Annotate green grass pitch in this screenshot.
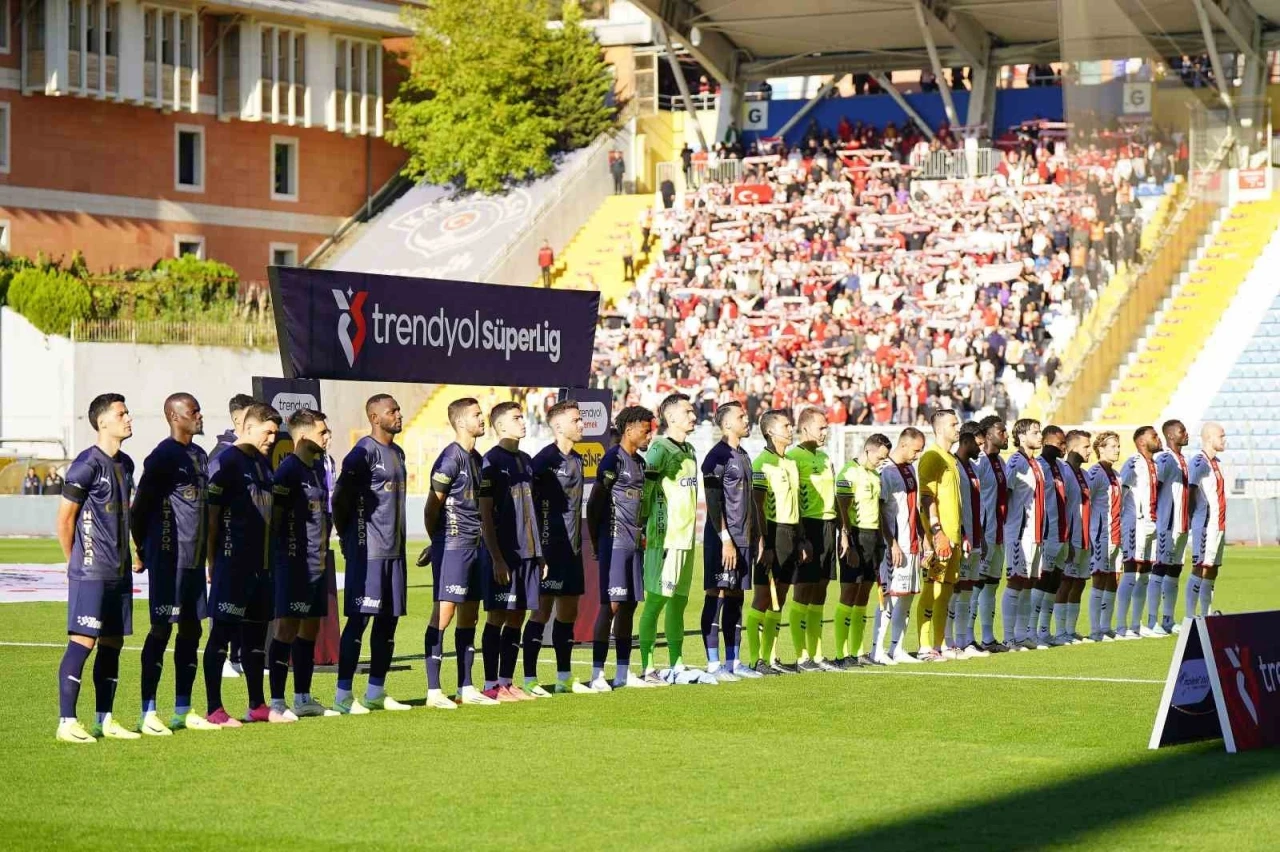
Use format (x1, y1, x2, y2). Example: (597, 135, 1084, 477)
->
(2, 539, 1278, 851)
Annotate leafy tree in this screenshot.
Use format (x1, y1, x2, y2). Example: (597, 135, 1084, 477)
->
(7, 267, 92, 336)
(387, 0, 616, 193)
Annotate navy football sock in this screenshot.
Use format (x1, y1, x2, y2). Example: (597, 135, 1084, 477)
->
(522, 620, 544, 679)
(701, 596, 721, 662)
(140, 624, 172, 711)
(456, 627, 477, 691)
(337, 615, 367, 691)
(240, 621, 268, 709)
(268, 639, 292, 702)
(424, 625, 444, 691)
(552, 620, 574, 676)
(499, 626, 521, 681)
(721, 597, 744, 667)
(203, 621, 233, 714)
(57, 641, 92, 719)
(592, 639, 609, 670)
(369, 616, 398, 683)
(292, 637, 316, 697)
(481, 623, 502, 684)
(174, 625, 201, 709)
(93, 643, 121, 716)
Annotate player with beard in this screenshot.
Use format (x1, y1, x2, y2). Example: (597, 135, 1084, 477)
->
(973, 416, 1010, 653)
(949, 422, 989, 658)
(1001, 419, 1046, 651)
(1117, 426, 1162, 639)
(1031, 426, 1070, 648)
(1051, 430, 1092, 644)
(1149, 419, 1191, 635)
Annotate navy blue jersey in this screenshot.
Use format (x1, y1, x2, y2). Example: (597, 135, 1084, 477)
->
(702, 440, 754, 548)
(480, 444, 541, 562)
(207, 430, 236, 474)
(133, 438, 208, 574)
(337, 436, 407, 561)
(63, 446, 135, 581)
(207, 446, 274, 574)
(532, 443, 584, 556)
(595, 444, 645, 548)
(272, 453, 330, 578)
(429, 441, 483, 548)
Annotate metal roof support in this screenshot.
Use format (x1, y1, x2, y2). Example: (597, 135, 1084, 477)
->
(1192, 0, 1237, 117)
(1202, 0, 1263, 62)
(912, 0, 960, 127)
(773, 76, 838, 141)
(872, 72, 937, 141)
(964, 48, 996, 139)
(657, 21, 711, 152)
(715, 81, 743, 146)
(630, 0, 740, 86)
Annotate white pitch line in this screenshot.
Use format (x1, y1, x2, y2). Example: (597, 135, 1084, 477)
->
(846, 668, 1163, 685)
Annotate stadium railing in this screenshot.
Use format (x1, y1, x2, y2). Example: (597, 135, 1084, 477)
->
(70, 319, 277, 349)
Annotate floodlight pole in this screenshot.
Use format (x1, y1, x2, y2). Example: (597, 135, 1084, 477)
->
(872, 73, 937, 142)
(912, 0, 960, 128)
(657, 21, 711, 153)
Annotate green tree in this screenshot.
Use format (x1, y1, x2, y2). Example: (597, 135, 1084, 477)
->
(387, 0, 616, 193)
(7, 267, 93, 336)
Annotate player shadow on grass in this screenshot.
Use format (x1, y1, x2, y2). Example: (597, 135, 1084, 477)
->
(781, 744, 1279, 851)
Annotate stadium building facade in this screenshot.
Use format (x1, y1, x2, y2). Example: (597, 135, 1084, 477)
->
(0, 0, 411, 278)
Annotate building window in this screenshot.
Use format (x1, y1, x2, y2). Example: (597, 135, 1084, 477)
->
(333, 36, 382, 135)
(174, 235, 205, 259)
(219, 22, 240, 116)
(143, 5, 197, 109)
(271, 136, 298, 201)
(0, 0, 10, 55)
(270, 243, 298, 267)
(0, 221, 10, 254)
(174, 125, 203, 191)
(0, 102, 9, 174)
(259, 25, 305, 124)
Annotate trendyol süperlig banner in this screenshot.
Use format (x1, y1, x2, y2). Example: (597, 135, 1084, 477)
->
(268, 268, 599, 386)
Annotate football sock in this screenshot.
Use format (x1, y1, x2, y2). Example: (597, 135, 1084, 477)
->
(1161, 574, 1178, 627)
(424, 625, 444, 691)
(930, 583, 951, 651)
(1116, 574, 1136, 630)
(945, 593, 958, 649)
(701, 596, 720, 664)
(1029, 589, 1046, 637)
(456, 627, 477, 690)
(979, 582, 998, 645)
(268, 638, 291, 702)
(552, 620, 574, 680)
(833, 603, 853, 658)
(140, 625, 171, 712)
(806, 603, 824, 659)
(1185, 576, 1202, 619)
(202, 621, 233, 714)
(369, 616, 397, 683)
(1089, 588, 1103, 633)
(745, 607, 764, 663)
(57, 641, 92, 720)
(174, 629, 200, 711)
(873, 601, 890, 657)
(591, 638, 609, 680)
(915, 583, 936, 651)
(338, 615, 367, 688)
(292, 637, 316, 697)
(1001, 588, 1018, 644)
(721, 597, 743, 667)
(1198, 577, 1215, 614)
(851, 604, 870, 657)
(787, 599, 808, 659)
(92, 643, 121, 718)
(1145, 571, 1164, 628)
(955, 589, 973, 647)
(639, 598, 665, 672)
(1065, 602, 1079, 636)
(1039, 594, 1054, 637)
(664, 594, 689, 669)
(522, 619, 544, 679)
(1051, 603, 1065, 638)
(240, 621, 268, 709)
(1018, 588, 1033, 640)
(889, 596, 909, 653)
(1101, 591, 1116, 633)
(482, 623, 502, 685)
(762, 609, 782, 664)
(968, 585, 981, 644)
(499, 626, 521, 683)
(1132, 573, 1150, 630)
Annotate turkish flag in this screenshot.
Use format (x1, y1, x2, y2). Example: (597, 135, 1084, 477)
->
(732, 184, 774, 204)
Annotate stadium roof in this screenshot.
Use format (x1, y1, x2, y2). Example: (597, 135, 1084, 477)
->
(630, 0, 1280, 83)
(206, 0, 414, 36)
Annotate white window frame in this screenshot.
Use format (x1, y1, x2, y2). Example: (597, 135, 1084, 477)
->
(142, 4, 198, 111)
(0, 0, 11, 55)
(173, 234, 205, 259)
(173, 123, 204, 192)
(333, 35, 382, 136)
(270, 135, 299, 202)
(269, 242, 298, 267)
(259, 24, 306, 125)
(0, 220, 10, 253)
(0, 102, 9, 175)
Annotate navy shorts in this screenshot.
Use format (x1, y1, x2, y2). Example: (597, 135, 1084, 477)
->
(482, 550, 541, 612)
(598, 539, 645, 604)
(703, 535, 751, 591)
(68, 575, 134, 638)
(347, 555, 408, 616)
(431, 542, 483, 604)
(147, 563, 207, 625)
(274, 557, 329, 619)
(209, 562, 272, 623)
(542, 548, 585, 597)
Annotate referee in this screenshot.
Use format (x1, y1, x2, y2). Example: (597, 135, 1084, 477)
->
(917, 409, 962, 662)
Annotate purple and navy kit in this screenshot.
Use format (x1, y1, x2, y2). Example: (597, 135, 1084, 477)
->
(595, 444, 645, 604)
(206, 446, 274, 622)
(132, 437, 208, 623)
(63, 445, 135, 637)
(429, 441, 485, 603)
(702, 440, 754, 591)
(533, 443, 585, 597)
(480, 444, 542, 611)
(272, 453, 331, 618)
(338, 436, 407, 616)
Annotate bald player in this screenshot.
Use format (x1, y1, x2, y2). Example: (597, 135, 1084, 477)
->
(1150, 419, 1191, 635)
(917, 409, 961, 662)
(1186, 422, 1228, 620)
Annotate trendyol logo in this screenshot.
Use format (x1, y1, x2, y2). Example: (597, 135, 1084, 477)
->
(333, 288, 368, 367)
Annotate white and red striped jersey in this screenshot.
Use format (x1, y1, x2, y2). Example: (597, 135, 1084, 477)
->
(881, 461, 921, 555)
(977, 452, 1008, 546)
(1188, 450, 1227, 535)
(1120, 453, 1159, 524)
(957, 456, 984, 547)
(1005, 451, 1045, 543)
(1155, 450, 1192, 535)
(1087, 463, 1123, 549)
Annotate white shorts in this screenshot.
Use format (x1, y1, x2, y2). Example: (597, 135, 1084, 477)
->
(1157, 529, 1189, 566)
(1124, 519, 1157, 563)
(959, 550, 983, 582)
(1192, 527, 1225, 568)
(979, 541, 1005, 579)
(1063, 546, 1091, 579)
(880, 552, 922, 597)
(1004, 524, 1043, 580)
(1042, 540, 1068, 572)
(1090, 542, 1123, 575)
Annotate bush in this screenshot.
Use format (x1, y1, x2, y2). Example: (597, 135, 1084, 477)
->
(100, 255, 240, 321)
(0, 255, 37, 307)
(6, 267, 93, 336)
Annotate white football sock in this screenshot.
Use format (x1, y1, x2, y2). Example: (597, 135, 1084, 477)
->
(889, 597, 910, 654)
(1185, 575, 1202, 619)
(1131, 573, 1150, 630)
(1051, 603, 1066, 638)
(1089, 588, 1103, 633)
(1161, 575, 1179, 627)
(1144, 573, 1162, 628)
(335, 687, 353, 704)
(591, 666, 604, 681)
(1067, 602, 1081, 636)
(483, 680, 498, 691)
(1101, 591, 1116, 633)
(1039, 597, 1054, 636)
(874, 601, 891, 657)
(967, 587, 981, 645)
(1198, 577, 1215, 614)
(955, 590, 973, 646)
(1001, 587, 1019, 644)
(980, 583, 998, 644)
(1029, 589, 1046, 634)
(1017, 588, 1033, 641)
(1115, 574, 1135, 631)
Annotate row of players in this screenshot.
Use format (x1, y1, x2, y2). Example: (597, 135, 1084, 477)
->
(51, 389, 1228, 742)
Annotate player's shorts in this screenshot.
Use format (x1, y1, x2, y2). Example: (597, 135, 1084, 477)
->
(703, 535, 751, 592)
(879, 551, 922, 597)
(274, 557, 329, 619)
(796, 518, 838, 584)
(926, 547, 961, 584)
(68, 575, 133, 637)
(482, 550, 541, 612)
(1157, 528, 1189, 566)
(1003, 523, 1043, 580)
(1090, 542, 1123, 575)
(542, 548, 585, 597)
(1063, 545, 1091, 580)
(1192, 526, 1225, 568)
(1042, 540, 1067, 572)
(645, 546, 696, 597)
(958, 549, 982, 583)
(147, 562, 207, 625)
(843, 529, 882, 584)
(752, 522, 801, 586)
(598, 540, 645, 604)
(1124, 518, 1157, 564)
(209, 563, 272, 623)
(430, 542, 482, 605)
(979, 540, 1005, 580)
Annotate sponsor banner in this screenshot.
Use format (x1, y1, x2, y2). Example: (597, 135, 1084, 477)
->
(269, 268, 599, 387)
(1238, 168, 1268, 190)
(1150, 611, 1280, 753)
(732, 184, 775, 204)
(252, 377, 322, 470)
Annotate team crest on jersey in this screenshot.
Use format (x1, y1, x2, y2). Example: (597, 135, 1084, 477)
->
(180, 486, 198, 500)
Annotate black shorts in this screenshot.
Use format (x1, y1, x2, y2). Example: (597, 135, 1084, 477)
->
(843, 529, 883, 584)
(753, 522, 802, 586)
(796, 518, 838, 584)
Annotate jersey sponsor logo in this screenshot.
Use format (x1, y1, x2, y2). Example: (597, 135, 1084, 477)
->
(442, 585, 468, 596)
(607, 585, 630, 597)
(541, 579, 564, 591)
(289, 601, 313, 614)
(153, 604, 181, 617)
(216, 601, 247, 617)
(492, 591, 517, 604)
(333, 288, 369, 367)
(678, 477, 697, 487)
(76, 614, 103, 629)
(357, 596, 383, 609)
(712, 571, 736, 584)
